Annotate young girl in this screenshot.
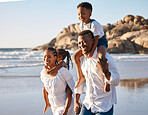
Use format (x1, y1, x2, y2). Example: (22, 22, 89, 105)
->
(41, 47, 75, 115)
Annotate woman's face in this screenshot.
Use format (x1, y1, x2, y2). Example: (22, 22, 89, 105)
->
(43, 50, 57, 67)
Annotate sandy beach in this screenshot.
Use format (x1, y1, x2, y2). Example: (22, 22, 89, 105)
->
(0, 49, 148, 115)
(0, 76, 148, 115)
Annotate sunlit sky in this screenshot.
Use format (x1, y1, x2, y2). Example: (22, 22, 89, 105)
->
(0, 0, 147, 48)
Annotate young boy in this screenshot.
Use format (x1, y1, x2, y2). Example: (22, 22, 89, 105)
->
(73, 2, 109, 92)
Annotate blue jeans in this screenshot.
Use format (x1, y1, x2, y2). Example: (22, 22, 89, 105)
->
(80, 104, 114, 115)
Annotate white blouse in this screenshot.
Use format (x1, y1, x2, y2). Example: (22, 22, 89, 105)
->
(40, 67, 75, 115)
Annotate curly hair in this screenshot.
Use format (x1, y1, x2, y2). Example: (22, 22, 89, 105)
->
(77, 2, 92, 12)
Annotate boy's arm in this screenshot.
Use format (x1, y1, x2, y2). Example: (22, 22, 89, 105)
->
(62, 85, 72, 115)
(88, 35, 99, 57)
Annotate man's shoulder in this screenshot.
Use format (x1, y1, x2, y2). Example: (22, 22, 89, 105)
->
(105, 53, 114, 62)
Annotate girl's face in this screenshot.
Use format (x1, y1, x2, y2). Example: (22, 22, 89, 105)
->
(78, 7, 91, 24)
(43, 50, 57, 67)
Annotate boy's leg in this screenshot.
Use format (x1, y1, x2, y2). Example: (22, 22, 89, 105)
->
(97, 46, 110, 92)
(73, 49, 85, 88)
(97, 46, 106, 59)
(42, 87, 51, 113)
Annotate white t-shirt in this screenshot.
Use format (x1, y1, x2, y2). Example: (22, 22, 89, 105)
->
(41, 67, 75, 115)
(79, 20, 104, 38)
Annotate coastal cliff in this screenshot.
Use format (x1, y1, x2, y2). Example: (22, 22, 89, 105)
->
(32, 15, 148, 54)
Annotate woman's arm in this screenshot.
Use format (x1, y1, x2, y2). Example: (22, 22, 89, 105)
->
(62, 85, 72, 115)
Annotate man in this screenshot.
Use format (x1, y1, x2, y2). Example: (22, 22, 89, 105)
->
(74, 30, 120, 115)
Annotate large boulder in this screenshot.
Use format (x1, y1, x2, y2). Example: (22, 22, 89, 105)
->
(32, 14, 148, 53)
(123, 15, 134, 23)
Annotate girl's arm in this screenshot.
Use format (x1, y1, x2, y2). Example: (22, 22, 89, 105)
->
(44, 61, 67, 76)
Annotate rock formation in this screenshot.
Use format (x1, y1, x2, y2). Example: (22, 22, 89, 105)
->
(32, 15, 148, 54)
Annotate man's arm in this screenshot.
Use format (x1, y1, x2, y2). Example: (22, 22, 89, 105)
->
(74, 93, 81, 114)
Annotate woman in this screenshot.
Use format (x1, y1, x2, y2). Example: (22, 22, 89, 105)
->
(40, 47, 75, 115)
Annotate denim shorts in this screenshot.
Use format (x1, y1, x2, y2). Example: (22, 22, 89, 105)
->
(97, 35, 108, 49)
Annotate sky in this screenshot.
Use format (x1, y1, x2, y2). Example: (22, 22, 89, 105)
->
(0, 0, 148, 48)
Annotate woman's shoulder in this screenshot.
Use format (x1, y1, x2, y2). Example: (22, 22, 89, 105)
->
(40, 69, 46, 75)
(59, 67, 69, 72)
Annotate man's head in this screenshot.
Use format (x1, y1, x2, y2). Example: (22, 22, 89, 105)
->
(78, 30, 94, 55)
(77, 2, 92, 24)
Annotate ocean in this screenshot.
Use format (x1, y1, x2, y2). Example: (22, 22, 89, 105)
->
(0, 48, 148, 78)
(0, 48, 148, 115)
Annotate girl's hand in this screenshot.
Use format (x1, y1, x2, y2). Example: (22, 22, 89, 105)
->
(59, 60, 67, 68)
(43, 65, 48, 70)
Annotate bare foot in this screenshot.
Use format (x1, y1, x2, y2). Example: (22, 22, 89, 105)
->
(43, 104, 51, 114)
(74, 77, 86, 88)
(104, 82, 110, 92)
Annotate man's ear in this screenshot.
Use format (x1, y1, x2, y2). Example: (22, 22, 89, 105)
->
(91, 37, 95, 43)
(90, 12, 92, 17)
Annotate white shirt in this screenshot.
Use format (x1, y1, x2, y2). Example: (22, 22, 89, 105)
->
(75, 49, 120, 113)
(79, 20, 105, 38)
(41, 67, 75, 115)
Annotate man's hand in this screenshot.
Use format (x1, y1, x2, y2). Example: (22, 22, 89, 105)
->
(74, 101, 81, 114)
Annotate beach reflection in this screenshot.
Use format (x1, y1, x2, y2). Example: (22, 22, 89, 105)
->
(119, 78, 148, 89)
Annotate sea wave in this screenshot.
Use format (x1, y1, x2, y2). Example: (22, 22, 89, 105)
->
(0, 49, 43, 60)
(111, 54, 148, 62)
(0, 62, 44, 69)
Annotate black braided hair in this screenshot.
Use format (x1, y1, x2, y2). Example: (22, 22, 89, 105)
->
(56, 49, 73, 70)
(45, 47, 58, 64)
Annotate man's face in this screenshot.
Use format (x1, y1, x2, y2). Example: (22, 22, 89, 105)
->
(78, 33, 94, 55)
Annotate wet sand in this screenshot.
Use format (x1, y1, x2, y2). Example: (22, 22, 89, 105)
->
(0, 76, 148, 115)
